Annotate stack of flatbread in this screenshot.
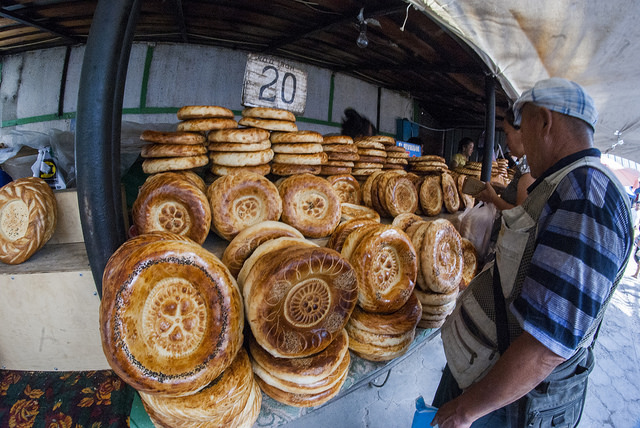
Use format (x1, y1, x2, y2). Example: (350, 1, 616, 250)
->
(407, 155, 448, 175)
(418, 171, 461, 216)
(454, 161, 482, 179)
(176, 105, 238, 133)
(240, 241, 357, 407)
(321, 135, 359, 176)
(140, 130, 209, 174)
(335, 223, 421, 361)
(207, 127, 273, 176)
(384, 145, 409, 170)
(140, 349, 262, 428)
(249, 329, 351, 408)
(239, 106, 297, 132)
(402, 218, 463, 328)
(351, 137, 387, 179)
(491, 158, 509, 186)
(360, 170, 418, 218)
(270, 130, 327, 176)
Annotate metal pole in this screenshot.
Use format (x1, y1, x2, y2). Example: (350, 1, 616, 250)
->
(75, 0, 140, 298)
(481, 75, 496, 182)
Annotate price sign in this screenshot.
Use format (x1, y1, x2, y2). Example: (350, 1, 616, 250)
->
(242, 54, 307, 114)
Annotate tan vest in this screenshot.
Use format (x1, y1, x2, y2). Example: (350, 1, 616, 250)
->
(441, 156, 632, 389)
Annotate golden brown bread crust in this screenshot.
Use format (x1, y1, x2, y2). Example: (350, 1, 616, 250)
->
(208, 140, 271, 152)
(255, 366, 348, 408)
(421, 218, 463, 294)
(322, 135, 353, 145)
(208, 148, 274, 167)
(441, 172, 461, 213)
(273, 152, 327, 165)
(221, 220, 304, 277)
(207, 172, 283, 241)
(410, 221, 433, 292)
(456, 173, 475, 210)
(348, 292, 422, 336)
(361, 171, 383, 208)
(326, 217, 379, 252)
(348, 225, 417, 313)
(100, 237, 244, 396)
(347, 328, 414, 361)
(177, 105, 234, 120)
(414, 286, 459, 306)
(132, 172, 211, 244)
(0, 177, 57, 265)
(460, 237, 478, 290)
(243, 245, 357, 358)
(270, 163, 322, 176)
(139, 348, 253, 425)
(141, 143, 207, 158)
(242, 107, 296, 122)
(140, 130, 206, 145)
(142, 155, 209, 174)
(271, 143, 323, 154)
(320, 166, 352, 176)
(419, 175, 443, 216)
(391, 212, 423, 232)
(270, 130, 323, 143)
(383, 173, 418, 217)
(339, 222, 382, 262)
(325, 174, 361, 205)
(252, 346, 350, 395)
(210, 164, 271, 176)
(278, 173, 341, 238)
(248, 329, 349, 385)
(177, 118, 238, 132)
(357, 135, 396, 146)
(322, 144, 357, 153)
(207, 127, 270, 143)
(238, 117, 298, 132)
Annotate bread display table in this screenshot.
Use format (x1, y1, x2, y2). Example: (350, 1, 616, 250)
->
(130, 326, 440, 427)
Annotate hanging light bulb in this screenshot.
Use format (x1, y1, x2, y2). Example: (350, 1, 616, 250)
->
(356, 22, 368, 48)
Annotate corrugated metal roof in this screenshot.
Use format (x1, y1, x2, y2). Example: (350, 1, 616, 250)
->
(0, 0, 510, 128)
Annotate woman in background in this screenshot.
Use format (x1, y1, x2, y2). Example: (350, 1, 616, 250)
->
(449, 137, 474, 169)
(341, 108, 376, 139)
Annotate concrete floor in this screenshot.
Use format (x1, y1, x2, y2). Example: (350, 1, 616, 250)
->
(280, 263, 640, 428)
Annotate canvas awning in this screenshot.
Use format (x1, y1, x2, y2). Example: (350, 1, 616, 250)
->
(409, 0, 640, 162)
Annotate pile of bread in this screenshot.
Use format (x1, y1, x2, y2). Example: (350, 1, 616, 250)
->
(0, 177, 57, 265)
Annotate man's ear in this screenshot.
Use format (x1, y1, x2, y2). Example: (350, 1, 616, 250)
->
(538, 107, 554, 136)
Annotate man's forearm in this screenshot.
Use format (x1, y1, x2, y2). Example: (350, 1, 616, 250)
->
(433, 331, 566, 427)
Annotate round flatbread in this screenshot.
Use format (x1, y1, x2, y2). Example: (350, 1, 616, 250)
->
(355, 140, 385, 150)
(132, 172, 211, 244)
(271, 163, 322, 176)
(207, 172, 283, 241)
(349, 225, 417, 313)
(273, 152, 327, 165)
(270, 130, 323, 143)
(326, 174, 361, 204)
(242, 107, 296, 122)
(222, 220, 304, 277)
(142, 155, 209, 174)
(392, 213, 423, 232)
(320, 166, 352, 176)
(0, 177, 57, 265)
(208, 140, 271, 152)
(326, 217, 379, 252)
(278, 173, 341, 238)
(238, 116, 298, 132)
(140, 130, 206, 145)
(441, 172, 461, 213)
(100, 235, 244, 396)
(419, 175, 443, 216)
(322, 144, 358, 153)
(326, 151, 360, 161)
(460, 237, 478, 290)
(340, 202, 381, 223)
(177, 105, 234, 120)
(325, 160, 355, 167)
(243, 245, 357, 358)
(210, 163, 271, 176)
(208, 127, 270, 143)
(382, 173, 418, 217)
(272, 143, 323, 154)
(209, 149, 274, 167)
(141, 143, 207, 158)
(323, 135, 353, 145)
(421, 218, 463, 294)
(177, 118, 238, 132)
(357, 135, 396, 146)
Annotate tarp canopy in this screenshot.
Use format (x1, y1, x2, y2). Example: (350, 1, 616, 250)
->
(409, 0, 640, 163)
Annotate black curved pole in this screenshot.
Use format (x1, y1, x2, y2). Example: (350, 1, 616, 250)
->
(481, 75, 496, 182)
(75, 0, 140, 298)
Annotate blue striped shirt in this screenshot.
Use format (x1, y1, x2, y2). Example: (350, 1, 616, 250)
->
(512, 150, 632, 359)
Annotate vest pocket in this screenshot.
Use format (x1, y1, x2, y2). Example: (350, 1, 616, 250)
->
(496, 206, 536, 297)
(441, 304, 498, 389)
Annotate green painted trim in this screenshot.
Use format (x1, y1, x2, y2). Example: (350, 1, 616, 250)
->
(328, 73, 335, 122)
(2, 112, 76, 127)
(139, 45, 154, 108)
(122, 106, 178, 115)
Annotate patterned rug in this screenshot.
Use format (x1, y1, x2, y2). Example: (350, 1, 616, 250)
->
(0, 369, 134, 428)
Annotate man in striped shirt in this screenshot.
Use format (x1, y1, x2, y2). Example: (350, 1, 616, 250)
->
(433, 78, 632, 427)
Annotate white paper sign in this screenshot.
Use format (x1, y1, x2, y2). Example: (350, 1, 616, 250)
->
(242, 53, 307, 114)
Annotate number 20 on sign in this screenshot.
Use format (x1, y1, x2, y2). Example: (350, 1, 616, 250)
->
(242, 54, 307, 114)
